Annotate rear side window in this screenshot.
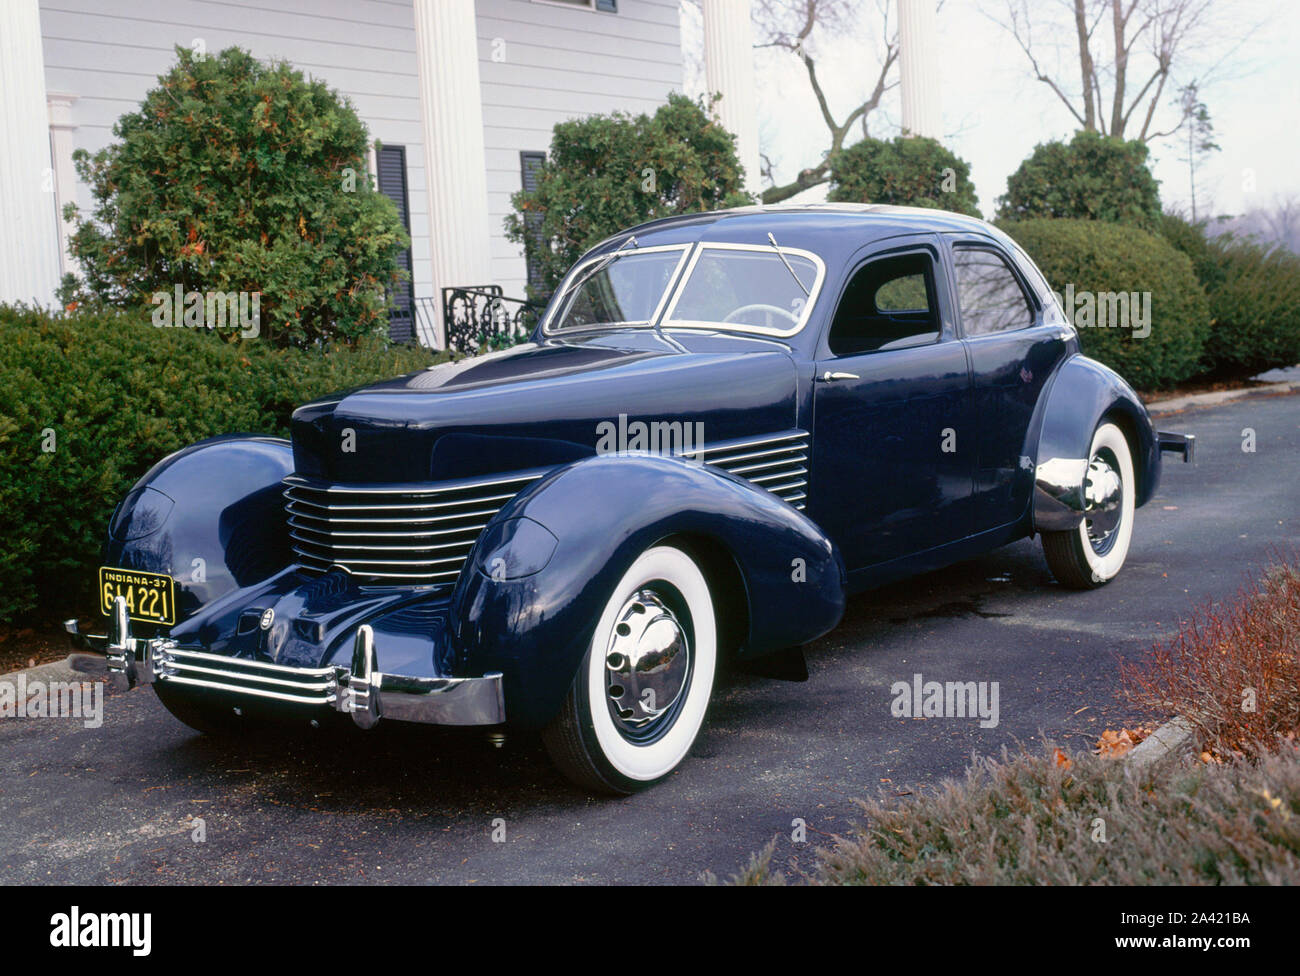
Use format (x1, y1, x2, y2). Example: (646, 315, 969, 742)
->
(827, 252, 939, 356)
(952, 247, 1034, 337)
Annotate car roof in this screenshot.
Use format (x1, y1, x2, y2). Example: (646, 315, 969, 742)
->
(576, 205, 1007, 268)
(617, 203, 995, 243)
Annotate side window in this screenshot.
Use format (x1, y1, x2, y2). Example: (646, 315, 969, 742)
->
(952, 247, 1035, 337)
(827, 252, 939, 356)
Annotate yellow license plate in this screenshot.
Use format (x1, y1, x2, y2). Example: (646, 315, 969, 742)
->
(99, 567, 176, 626)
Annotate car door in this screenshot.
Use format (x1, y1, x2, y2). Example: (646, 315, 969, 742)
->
(810, 235, 974, 573)
(944, 235, 1072, 533)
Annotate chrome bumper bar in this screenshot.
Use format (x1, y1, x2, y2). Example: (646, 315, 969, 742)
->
(1157, 430, 1195, 463)
(93, 596, 505, 728)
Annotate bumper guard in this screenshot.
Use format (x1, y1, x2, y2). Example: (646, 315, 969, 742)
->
(80, 596, 505, 728)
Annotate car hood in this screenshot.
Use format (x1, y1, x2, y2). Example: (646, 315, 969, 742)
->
(291, 330, 801, 482)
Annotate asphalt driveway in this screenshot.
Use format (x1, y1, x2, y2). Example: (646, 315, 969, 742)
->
(2, 391, 1296, 885)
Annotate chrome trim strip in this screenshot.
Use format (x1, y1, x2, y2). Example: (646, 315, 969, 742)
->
(283, 471, 544, 494)
(165, 646, 335, 677)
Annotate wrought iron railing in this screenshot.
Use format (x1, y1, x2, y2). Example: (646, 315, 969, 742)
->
(415, 286, 544, 354)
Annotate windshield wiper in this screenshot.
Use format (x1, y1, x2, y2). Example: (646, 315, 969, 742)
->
(554, 234, 639, 310)
(767, 232, 810, 297)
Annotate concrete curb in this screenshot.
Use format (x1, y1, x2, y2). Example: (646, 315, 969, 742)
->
(1146, 380, 1300, 418)
(1127, 716, 1198, 767)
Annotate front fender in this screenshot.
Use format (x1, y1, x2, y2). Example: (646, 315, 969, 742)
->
(1031, 354, 1160, 532)
(450, 454, 845, 729)
(103, 435, 294, 629)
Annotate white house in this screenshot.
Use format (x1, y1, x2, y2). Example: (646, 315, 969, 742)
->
(0, 0, 766, 346)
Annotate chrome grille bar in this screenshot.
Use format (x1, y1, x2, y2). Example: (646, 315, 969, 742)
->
(283, 470, 544, 586)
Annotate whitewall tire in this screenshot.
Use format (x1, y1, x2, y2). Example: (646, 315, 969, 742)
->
(542, 544, 717, 794)
(1041, 421, 1136, 589)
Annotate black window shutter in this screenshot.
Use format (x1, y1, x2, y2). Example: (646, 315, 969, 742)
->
(376, 145, 417, 343)
(519, 150, 548, 297)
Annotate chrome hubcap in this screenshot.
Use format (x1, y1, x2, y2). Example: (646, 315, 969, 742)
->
(1083, 451, 1123, 553)
(604, 589, 690, 733)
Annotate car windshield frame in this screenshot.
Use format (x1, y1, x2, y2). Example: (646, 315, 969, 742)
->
(542, 243, 693, 335)
(659, 242, 826, 338)
(541, 240, 827, 339)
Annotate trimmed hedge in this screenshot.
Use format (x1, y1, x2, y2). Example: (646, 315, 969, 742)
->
(997, 130, 1163, 231)
(827, 136, 980, 216)
(1000, 218, 1211, 389)
(0, 306, 438, 624)
(1161, 215, 1300, 378)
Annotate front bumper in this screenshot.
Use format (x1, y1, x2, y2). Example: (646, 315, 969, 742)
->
(77, 596, 505, 728)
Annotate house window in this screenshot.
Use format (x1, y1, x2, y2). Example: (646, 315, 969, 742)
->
(519, 151, 547, 297)
(535, 0, 618, 11)
(375, 144, 417, 343)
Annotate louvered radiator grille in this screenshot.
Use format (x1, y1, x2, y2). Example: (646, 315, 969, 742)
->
(283, 471, 543, 586)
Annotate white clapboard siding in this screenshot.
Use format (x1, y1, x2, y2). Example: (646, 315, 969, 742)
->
(39, 0, 682, 315)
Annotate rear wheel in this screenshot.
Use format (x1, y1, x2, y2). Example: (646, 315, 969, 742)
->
(1041, 421, 1136, 589)
(542, 544, 717, 794)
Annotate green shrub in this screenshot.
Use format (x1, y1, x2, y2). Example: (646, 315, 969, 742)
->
(504, 93, 752, 298)
(1000, 218, 1210, 389)
(1161, 215, 1300, 378)
(62, 46, 410, 348)
(828, 136, 980, 216)
(0, 305, 437, 624)
(721, 744, 1300, 885)
(997, 130, 1162, 231)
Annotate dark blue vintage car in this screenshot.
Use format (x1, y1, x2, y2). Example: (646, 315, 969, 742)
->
(78, 204, 1193, 793)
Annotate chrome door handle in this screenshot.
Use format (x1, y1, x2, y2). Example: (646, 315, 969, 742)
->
(821, 371, 859, 382)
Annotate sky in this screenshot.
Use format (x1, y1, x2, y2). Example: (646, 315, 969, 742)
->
(684, 0, 1300, 220)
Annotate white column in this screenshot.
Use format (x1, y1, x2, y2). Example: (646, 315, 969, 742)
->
(898, 0, 942, 140)
(413, 0, 493, 348)
(47, 91, 79, 275)
(702, 0, 761, 200)
(0, 0, 62, 306)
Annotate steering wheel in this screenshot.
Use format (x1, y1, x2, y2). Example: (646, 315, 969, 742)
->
(722, 303, 799, 327)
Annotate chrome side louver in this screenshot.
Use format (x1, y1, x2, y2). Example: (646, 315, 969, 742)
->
(700, 430, 809, 510)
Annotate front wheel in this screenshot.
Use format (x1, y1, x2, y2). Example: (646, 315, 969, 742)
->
(1041, 421, 1136, 589)
(541, 544, 717, 794)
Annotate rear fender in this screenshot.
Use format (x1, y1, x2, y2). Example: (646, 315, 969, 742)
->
(1031, 355, 1160, 532)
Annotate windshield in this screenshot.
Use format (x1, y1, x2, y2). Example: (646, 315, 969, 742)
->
(666, 247, 818, 334)
(552, 248, 686, 331)
(548, 242, 823, 335)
